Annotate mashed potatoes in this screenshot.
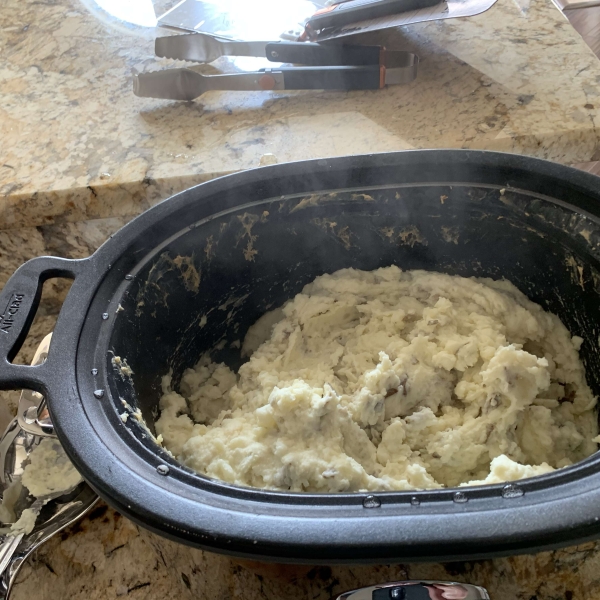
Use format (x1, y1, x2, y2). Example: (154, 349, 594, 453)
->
(155, 267, 599, 492)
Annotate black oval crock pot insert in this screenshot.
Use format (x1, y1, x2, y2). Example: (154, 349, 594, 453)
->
(1, 150, 600, 563)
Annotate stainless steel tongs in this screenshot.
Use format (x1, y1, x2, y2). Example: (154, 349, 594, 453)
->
(133, 32, 419, 101)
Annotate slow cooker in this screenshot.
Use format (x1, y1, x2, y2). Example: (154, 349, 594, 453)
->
(1, 150, 600, 563)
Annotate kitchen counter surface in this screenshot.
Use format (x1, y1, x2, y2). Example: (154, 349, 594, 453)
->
(4, 0, 600, 598)
(11, 497, 600, 600)
(3, 0, 600, 230)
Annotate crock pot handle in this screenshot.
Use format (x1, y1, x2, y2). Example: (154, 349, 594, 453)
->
(336, 581, 490, 600)
(0, 256, 84, 391)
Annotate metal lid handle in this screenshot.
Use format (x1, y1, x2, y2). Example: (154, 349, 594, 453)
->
(336, 581, 490, 600)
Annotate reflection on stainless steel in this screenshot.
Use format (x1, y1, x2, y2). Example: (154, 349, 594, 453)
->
(0, 424, 33, 486)
(157, 0, 322, 40)
(92, 0, 157, 27)
(336, 581, 491, 600)
(17, 334, 55, 439)
(77, 0, 157, 39)
(133, 68, 286, 100)
(0, 417, 98, 600)
(0, 332, 98, 599)
(155, 32, 271, 63)
(18, 391, 54, 438)
(0, 482, 97, 599)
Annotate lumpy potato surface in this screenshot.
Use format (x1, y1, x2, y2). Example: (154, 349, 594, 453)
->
(156, 267, 599, 492)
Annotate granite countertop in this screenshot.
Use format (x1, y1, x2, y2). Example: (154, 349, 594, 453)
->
(12, 504, 600, 600)
(3, 0, 600, 231)
(4, 0, 600, 597)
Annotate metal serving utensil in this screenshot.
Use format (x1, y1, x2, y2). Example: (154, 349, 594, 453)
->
(0, 334, 98, 599)
(0, 473, 97, 599)
(155, 32, 272, 64)
(134, 51, 418, 100)
(137, 34, 419, 100)
(336, 581, 490, 600)
(17, 334, 53, 439)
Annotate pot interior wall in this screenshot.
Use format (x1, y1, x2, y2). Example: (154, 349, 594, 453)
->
(108, 183, 600, 447)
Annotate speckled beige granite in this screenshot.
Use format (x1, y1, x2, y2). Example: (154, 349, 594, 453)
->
(3, 0, 600, 229)
(9, 500, 600, 600)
